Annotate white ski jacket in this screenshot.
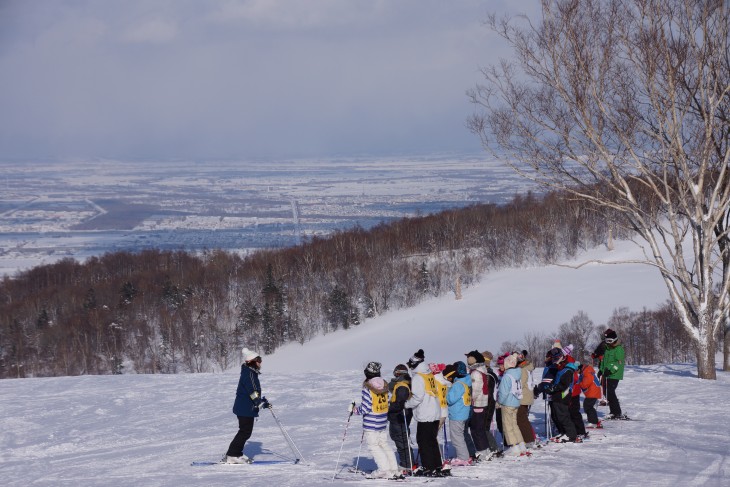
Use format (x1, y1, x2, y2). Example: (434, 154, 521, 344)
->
(405, 362, 442, 422)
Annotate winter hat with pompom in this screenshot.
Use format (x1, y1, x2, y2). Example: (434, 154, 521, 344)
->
(407, 349, 425, 369)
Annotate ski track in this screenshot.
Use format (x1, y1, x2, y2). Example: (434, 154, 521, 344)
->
(1, 366, 728, 486)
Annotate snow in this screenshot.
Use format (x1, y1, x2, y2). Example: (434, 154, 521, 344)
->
(1, 240, 728, 486)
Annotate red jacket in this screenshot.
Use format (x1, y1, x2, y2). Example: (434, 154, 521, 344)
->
(579, 365, 602, 399)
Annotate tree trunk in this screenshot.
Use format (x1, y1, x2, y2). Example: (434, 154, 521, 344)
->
(722, 312, 730, 372)
(695, 325, 717, 380)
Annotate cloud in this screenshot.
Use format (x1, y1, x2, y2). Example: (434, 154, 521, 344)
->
(122, 19, 178, 44)
(205, 0, 383, 30)
(0, 0, 542, 160)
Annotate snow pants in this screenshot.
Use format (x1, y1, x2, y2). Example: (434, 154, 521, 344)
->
(583, 397, 599, 424)
(415, 420, 442, 471)
(226, 415, 255, 457)
(500, 406, 524, 446)
(365, 429, 400, 477)
(469, 407, 489, 452)
(569, 396, 586, 435)
(516, 405, 535, 443)
(389, 416, 414, 469)
(552, 401, 576, 440)
(606, 378, 622, 416)
(448, 419, 476, 461)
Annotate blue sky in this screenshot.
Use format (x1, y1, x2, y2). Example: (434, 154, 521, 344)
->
(0, 0, 539, 161)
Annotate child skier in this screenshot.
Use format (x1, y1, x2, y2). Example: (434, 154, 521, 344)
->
(516, 350, 536, 448)
(599, 328, 627, 420)
(543, 348, 581, 443)
(388, 364, 415, 474)
(465, 350, 500, 460)
(443, 362, 476, 466)
(405, 349, 446, 477)
(224, 348, 270, 464)
(351, 361, 401, 479)
(578, 358, 602, 428)
(497, 353, 526, 456)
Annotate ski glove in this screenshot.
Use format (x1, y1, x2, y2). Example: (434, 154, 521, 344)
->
(603, 369, 611, 378)
(260, 397, 271, 409)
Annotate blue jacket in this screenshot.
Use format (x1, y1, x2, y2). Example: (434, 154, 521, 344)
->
(446, 375, 472, 421)
(497, 367, 523, 408)
(232, 364, 263, 417)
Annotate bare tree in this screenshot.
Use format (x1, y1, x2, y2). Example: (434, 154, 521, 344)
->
(469, 0, 730, 379)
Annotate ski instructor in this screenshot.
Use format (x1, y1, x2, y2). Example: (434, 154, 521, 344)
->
(223, 347, 271, 464)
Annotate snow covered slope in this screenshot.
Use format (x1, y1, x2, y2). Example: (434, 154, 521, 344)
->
(1, 364, 728, 486)
(266, 240, 670, 373)
(2, 239, 727, 486)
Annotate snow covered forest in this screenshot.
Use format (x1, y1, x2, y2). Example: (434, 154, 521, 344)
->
(0, 187, 703, 379)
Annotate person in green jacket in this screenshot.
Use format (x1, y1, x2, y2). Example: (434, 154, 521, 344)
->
(600, 328, 626, 420)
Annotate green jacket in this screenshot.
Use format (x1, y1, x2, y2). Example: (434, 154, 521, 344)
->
(601, 342, 625, 380)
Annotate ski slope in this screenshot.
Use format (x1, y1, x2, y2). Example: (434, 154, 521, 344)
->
(1, 240, 728, 486)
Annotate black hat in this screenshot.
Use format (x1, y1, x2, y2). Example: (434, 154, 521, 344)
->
(364, 361, 382, 379)
(393, 363, 409, 377)
(549, 347, 565, 363)
(465, 350, 485, 366)
(604, 328, 618, 342)
(442, 364, 458, 382)
(407, 349, 425, 369)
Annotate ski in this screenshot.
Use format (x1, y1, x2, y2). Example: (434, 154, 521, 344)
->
(191, 459, 298, 466)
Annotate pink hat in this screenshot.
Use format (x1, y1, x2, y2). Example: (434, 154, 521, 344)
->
(428, 363, 446, 374)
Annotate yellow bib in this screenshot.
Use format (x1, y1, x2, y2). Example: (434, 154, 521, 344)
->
(370, 389, 389, 414)
(436, 381, 448, 409)
(391, 382, 411, 402)
(417, 372, 438, 398)
(456, 378, 471, 406)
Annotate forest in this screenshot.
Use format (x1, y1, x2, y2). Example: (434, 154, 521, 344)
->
(0, 189, 701, 378)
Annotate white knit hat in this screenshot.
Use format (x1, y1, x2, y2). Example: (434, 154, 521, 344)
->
(241, 347, 261, 363)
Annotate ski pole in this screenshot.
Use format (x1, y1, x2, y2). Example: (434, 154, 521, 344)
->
(353, 429, 365, 473)
(268, 406, 306, 463)
(404, 409, 414, 472)
(331, 403, 356, 482)
(442, 420, 448, 461)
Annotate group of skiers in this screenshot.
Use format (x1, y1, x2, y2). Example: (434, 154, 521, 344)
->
(221, 329, 627, 480)
(349, 328, 627, 479)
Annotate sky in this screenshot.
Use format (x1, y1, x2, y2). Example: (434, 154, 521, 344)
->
(0, 0, 540, 161)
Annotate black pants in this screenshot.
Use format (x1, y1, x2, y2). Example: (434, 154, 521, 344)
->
(389, 417, 414, 468)
(568, 395, 586, 435)
(606, 378, 622, 416)
(550, 402, 563, 435)
(469, 407, 489, 452)
(415, 420, 442, 471)
(484, 401, 499, 451)
(551, 401, 576, 440)
(226, 416, 255, 457)
(583, 397, 599, 424)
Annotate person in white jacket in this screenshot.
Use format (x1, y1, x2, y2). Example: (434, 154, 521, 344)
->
(404, 349, 447, 477)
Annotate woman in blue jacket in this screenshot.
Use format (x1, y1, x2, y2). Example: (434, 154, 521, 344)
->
(223, 347, 270, 464)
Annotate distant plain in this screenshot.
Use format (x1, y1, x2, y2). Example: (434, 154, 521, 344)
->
(0, 156, 534, 276)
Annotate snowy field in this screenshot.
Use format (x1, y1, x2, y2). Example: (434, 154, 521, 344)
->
(0, 156, 534, 277)
(1, 240, 728, 486)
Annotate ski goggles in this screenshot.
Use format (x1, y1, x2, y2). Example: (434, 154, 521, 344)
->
(604, 337, 617, 344)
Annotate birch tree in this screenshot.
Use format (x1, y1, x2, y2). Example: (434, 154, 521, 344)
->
(468, 0, 730, 378)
